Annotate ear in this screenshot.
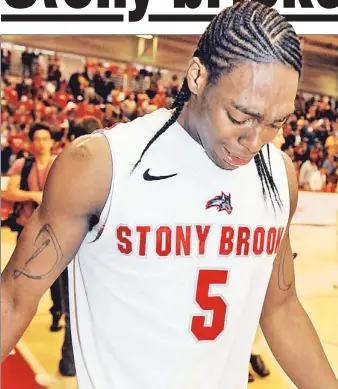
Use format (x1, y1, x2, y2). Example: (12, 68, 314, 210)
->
(186, 57, 208, 97)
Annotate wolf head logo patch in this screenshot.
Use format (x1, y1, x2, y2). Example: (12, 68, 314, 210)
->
(206, 192, 233, 215)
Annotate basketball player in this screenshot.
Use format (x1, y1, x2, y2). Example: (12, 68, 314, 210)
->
(2, 2, 338, 389)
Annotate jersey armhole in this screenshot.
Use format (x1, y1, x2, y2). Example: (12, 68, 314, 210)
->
(85, 130, 116, 244)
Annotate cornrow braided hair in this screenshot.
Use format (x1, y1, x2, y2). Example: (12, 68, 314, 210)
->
(133, 0, 302, 210)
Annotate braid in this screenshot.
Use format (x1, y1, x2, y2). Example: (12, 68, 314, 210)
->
(267, 144, 272, 175)
(132, 78, 190, 172)
(254, 155, 267, 200)
(133, 0, 302, 210)
(259, 150, 283, 209)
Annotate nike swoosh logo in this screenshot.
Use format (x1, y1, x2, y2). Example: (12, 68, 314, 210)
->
(143, 168, 178, 181)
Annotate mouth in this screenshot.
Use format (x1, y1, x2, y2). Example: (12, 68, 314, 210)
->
(222, 147, 252, 167)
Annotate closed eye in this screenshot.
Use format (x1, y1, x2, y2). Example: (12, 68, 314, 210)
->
(227, 111, 287, 130)
(227, 112, 253, 126)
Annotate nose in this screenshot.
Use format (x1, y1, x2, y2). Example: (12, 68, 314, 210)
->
(238, 126, 264, 154)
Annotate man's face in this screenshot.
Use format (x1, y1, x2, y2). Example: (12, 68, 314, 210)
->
(309, 151, 318, 163)
(187, 61, 298, 170)
(32, 129, 54, 156)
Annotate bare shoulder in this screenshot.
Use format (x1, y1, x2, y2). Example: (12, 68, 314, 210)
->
(42, 133, 112, 219)
(279, 150, 298, 220)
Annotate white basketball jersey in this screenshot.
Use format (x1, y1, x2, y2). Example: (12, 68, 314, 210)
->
(68, 108, 290, 389)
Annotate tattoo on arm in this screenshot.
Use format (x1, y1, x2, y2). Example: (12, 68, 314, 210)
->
(13, 224, 63, 280)
(277, 234, 294, 292)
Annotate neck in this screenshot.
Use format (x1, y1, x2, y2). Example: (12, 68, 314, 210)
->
(177, 105, 203, 146)
(35, 154, 52, 166)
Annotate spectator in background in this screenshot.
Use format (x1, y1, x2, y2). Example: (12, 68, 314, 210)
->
(4, 123, 55, 236)
(21, 48, 34, 77)
(298, 150, 325, 191)
(323, 154, 338, 192)
(68, 71, 82, 98)
(325, 119, 338, 156)
(327, 159, 338, 193)
(84, 85, 102, 106)
(102, 70, 116, 103)
(1, 123, 12, 174)
(80, 116, 103, 135)
(1, 48, 11, 79)
(7, 126, 26, 167)
(145, 81, 158, 100)
(3, 123, 76, 376)
(121, 93, 137, 121)
(323, 154, 335, 177)
(93, 69, 105, 100)
(294, 140, 309, 165)
(48, 65, 62, 92)
(3, 124, 65, 329)
(32, 51, 41, 76)
(316, 122, 330, 146)
(282, 123, 295, 151)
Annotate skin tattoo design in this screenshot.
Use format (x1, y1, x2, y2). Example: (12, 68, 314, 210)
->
(277, 234, 294, 292)
(13, 224, 63, 280)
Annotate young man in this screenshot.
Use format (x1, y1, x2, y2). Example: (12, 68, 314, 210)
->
(5, 124, 60, 324)
(4, 124, 75, 376)
(2, 2, 338, 389)
(5, 124, 55, 239)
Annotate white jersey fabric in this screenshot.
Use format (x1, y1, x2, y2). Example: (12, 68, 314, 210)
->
(68, 108, 290, 389)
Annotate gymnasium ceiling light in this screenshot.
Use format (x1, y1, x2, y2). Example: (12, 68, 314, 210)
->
(136, 35, 153, 40)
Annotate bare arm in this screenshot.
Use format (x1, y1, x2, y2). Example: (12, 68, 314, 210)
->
(260, 151, 338, 389)
(1, 133, 112, 361)
(5, 174, 41, 203)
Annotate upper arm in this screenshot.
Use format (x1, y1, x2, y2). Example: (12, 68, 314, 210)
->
(261, 151, 298, 316)
(6, 159, 24, 193)
(1, 133, 112, 310)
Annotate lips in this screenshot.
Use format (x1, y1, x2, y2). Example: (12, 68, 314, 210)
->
(223, 147, 252, 167)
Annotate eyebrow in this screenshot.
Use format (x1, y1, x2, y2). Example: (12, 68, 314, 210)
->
(230, 101, 294, 123)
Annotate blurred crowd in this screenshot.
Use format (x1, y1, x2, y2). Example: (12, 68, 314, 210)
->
(1, 54, 338, 192)
(281, 95, 338, 192)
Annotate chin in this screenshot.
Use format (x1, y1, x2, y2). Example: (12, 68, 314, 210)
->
(208, 150, 239, 171)
(220, 160, 239, 171)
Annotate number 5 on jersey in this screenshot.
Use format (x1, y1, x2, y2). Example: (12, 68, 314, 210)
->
(191, 269, 229, 341)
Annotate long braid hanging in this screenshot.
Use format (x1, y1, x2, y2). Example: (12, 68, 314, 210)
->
(132, 0, 302, 211)
(132, 78, 190, 173)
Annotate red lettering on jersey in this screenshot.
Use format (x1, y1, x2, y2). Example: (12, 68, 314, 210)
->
(274, 227, 285, 253)
(266, 227, 277, 255)
(219, 226, 234, 255)
(196, 225, 211, 255)
(116, 226, 132, 254)
(137, 226, 151, 256)
(236, 227, 250, 256)
(252, 227, 265, 255)
(176, 226, 191, 256)
(156, 226, 172, 256)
